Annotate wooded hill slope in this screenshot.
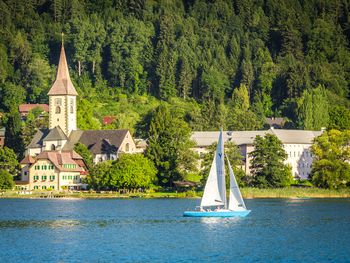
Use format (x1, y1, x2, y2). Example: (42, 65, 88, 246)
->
(1, 0, 350, 146)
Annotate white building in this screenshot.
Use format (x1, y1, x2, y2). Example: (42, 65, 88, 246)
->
(191, 128, 323, 180)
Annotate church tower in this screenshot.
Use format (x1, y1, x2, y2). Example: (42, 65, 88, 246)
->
(48, 36, 78, 136)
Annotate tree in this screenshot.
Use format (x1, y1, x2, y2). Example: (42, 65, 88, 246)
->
(226, 84, 263, 130)
(328, 106, 350, 130)
(0, 170, 15, 190)
(109, 154, 157, 190)
(74, 142, 93, 170)
(87, 161, 113, 190)
(145, 104, 197, 186)
(4, 111, 24, 158)
(249, 134, 292, 188)
(297, 86, 329, 130)
(0, 147, 20, 176)
(21, 108, 48, 147)
(311, 130, 350, 189)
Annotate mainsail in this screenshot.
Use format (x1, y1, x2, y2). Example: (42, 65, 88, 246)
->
(200, 154, 223, 207)
(200, 130, 226, 208)
(227, 158, 247, 211)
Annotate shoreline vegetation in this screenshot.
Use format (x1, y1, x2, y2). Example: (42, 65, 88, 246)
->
(1, 187, 350, 199)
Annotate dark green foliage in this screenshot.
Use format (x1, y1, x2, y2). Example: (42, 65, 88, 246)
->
(249, 134, 292, 188)
(297, 86, 329, 130)
(311, 130, 350, 189)
(328, 106, 350, 130)
(74, 142, 93, 171)
(21, 108, 48, 147)
(145, 104, 197, 186)
(0, 169, 15, 190)
(0, 147, 20, 176)
(0, 0, 349, 153)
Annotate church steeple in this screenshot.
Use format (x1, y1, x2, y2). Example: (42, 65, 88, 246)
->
(48, 35, 78, 136)
(48, 34, 78, 96)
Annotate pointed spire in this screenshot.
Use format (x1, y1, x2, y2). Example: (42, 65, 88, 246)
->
(48, 34, 78, 96)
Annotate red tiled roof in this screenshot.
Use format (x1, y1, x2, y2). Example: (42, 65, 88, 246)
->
(103, 116, 116, 125)
(20, 155, 35, 164)
(19, 104, 49, 113)
(36, 151, 84, 172)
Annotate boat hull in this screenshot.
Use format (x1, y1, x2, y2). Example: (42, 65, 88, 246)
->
(183, 210, 251, 218)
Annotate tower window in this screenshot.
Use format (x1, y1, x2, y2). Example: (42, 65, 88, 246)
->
(70, 99, 74, 114)
(55, 106, 61, 114)
(55, 98, 62, 106)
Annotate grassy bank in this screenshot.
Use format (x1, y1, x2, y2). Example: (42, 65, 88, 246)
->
(241, 187, 350, 198)
(1, 187, 350, 199)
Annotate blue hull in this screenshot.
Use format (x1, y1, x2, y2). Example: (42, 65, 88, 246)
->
(183, 210, 251, 217)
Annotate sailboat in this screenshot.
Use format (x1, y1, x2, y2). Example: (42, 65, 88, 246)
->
(183, 130, 251, 217)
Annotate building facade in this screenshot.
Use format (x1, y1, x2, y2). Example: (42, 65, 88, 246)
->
(191, 128, 322, 180)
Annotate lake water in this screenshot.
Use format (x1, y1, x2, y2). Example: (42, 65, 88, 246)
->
(0, 198, 349, 262)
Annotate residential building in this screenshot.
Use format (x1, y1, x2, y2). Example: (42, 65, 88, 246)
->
(191, 128, 322, 180)
(62, 129, 138, 164)
(19, 151, 87, 191)
(19, 104, 49, 119)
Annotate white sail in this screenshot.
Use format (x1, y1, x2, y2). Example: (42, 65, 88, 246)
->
(200, 154, 224, 207)
(227, 158, 247, 211)
(216, 130, 226, 208)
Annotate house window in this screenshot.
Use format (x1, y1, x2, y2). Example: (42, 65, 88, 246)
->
(42, 186, 47, 190)
(34, 186, 39, 190)
(50, 175, 55, 180)
(51, 186, 55, 189)
(51, 144, 56, 151)
(55, 106, 61, 114)
(125, 143, 130, 152)
(63, 164, 76, 169)
(68, 175, 72, 180)
(62, 175, 67, 180)
(42, 176, 47, 181)
(33, 175, 39, 180)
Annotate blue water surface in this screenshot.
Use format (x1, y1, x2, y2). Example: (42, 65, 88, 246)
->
(0, 198, 349, 262)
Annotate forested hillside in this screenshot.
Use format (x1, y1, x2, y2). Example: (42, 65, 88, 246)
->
(1, 0, 350, 151)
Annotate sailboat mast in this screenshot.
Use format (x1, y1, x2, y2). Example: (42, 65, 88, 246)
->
(216, 129, 227, 208)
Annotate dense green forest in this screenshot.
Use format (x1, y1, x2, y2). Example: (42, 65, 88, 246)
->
(1, 0, 350, 152)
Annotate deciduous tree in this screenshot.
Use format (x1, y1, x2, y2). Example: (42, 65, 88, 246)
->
(249, 134, 292, 188)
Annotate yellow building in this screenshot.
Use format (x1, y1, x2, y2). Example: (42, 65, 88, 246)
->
(20, 151, 87, 191)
